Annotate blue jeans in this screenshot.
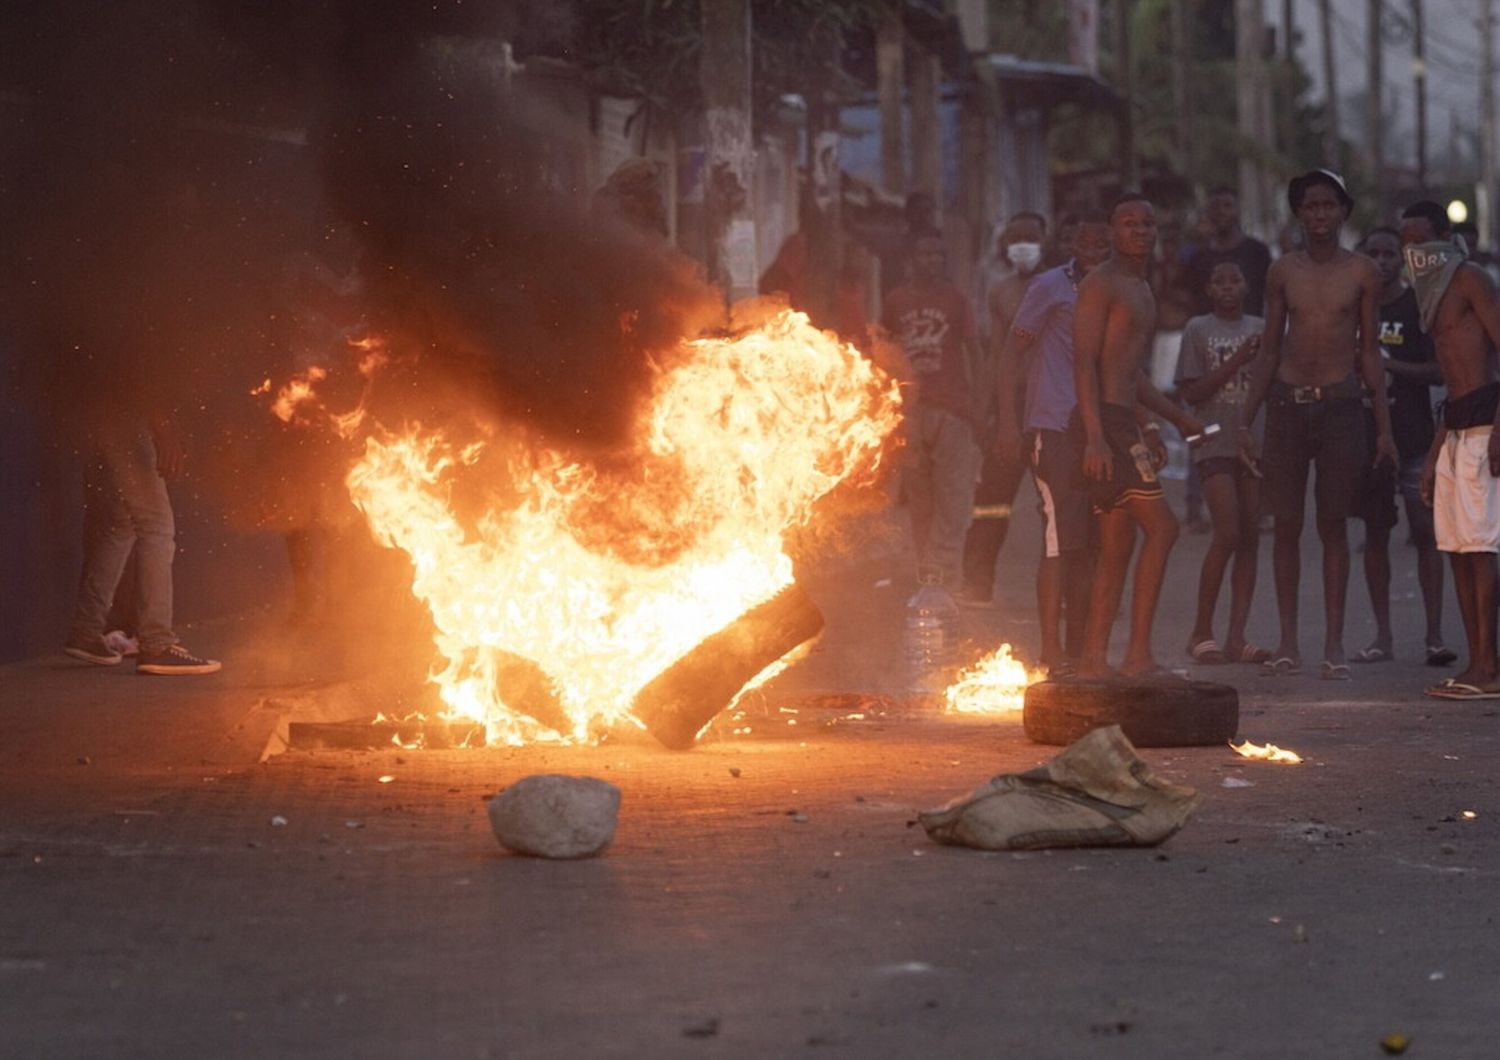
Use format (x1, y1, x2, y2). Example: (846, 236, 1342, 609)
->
(906, 405, 980, 587)
(71, 421, 178, 652)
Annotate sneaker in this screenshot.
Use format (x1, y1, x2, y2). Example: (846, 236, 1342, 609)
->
(137, 644, 222, 676)
(103, 630, 140, 657)
(64, 634, 123, 666)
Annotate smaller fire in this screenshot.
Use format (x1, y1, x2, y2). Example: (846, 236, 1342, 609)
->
(943, 645, 1042, 714)
(1230, 740, 1303, 765)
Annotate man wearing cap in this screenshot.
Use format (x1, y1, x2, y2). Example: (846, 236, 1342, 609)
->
(1403, 200, 1500, 699)
(1239, 170, 1398, 680)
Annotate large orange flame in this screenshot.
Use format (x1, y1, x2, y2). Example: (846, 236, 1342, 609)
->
(344, 310, 902, 744)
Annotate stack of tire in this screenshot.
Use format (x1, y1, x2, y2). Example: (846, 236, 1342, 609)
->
(1023, 676, 1239, 747)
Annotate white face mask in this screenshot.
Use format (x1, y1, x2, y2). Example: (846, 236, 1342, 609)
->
(1006, 242, 1043, 273)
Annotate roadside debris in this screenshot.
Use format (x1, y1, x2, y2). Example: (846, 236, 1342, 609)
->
(1380, 1032, 1412, 1055)
(487, 774, 620, 858)
(918, 725, 1200, 851)
(1230, 740, 1303, 764)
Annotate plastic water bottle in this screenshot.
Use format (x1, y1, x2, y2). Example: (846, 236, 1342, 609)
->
(905, 584, 956, 693)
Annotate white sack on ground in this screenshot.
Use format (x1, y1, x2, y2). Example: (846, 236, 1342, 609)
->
(918, 725, 1200, 851)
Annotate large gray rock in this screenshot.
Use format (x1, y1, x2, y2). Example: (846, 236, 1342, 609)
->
(487, 774, 621, 858)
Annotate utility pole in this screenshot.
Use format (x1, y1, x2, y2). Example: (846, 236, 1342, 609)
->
(1236, 0, 1272, 233)
(1115, 0, 1138, 188)
(1171, 0, 1194, 182)
(1280, 0, 1298, 159)
(1482, 0, 1497, 248)
(877, 8, 906, 197)
(700, 0, 757, 304)
(1367, 0, 1385, 210)
(1319, 0, 1340, 169)
(909, 41, 942, 217)
(1412, 0, 1427, 189)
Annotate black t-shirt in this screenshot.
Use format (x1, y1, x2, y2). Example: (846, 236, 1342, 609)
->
(1378, 287, 1437, 460)
(1185, 236, 1273, 316)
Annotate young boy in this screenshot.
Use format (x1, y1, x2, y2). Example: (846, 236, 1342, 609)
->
(882, 229, 982, 597)
(1174, 261, 1269, 665)
(1353, 226, 1451, 666)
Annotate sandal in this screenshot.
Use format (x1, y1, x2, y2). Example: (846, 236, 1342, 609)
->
(1232, 644, 1272, 664)
(1425, 645, 1458, 667)
(1352, 646, 1392, 663)
(1320, 661, 1353, 681)
(1262, 656, 1302, 676)
(1188, 639, 1227, 664)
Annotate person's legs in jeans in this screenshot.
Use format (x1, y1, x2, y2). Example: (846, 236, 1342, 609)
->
(904, 413, 936, 581)
(75, 425, 178, 653)
(71, 442, 140, 644)
(920, 408, 980, 587)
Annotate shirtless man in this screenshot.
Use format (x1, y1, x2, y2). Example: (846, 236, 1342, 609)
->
(1240, 170, 1398, 680)
(1403, 201, 1500, 698)
(1072, 194, 1205, 676)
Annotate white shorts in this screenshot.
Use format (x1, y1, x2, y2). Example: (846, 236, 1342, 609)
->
(1434, 426, 1500, 553)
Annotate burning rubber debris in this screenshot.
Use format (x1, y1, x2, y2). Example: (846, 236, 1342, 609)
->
(269, 309, 899, 748)
(1230, 740, 1304, 765)
(942, 645, 1043, 714)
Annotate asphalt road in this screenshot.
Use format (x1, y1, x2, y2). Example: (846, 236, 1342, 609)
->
(3, 483, 1497, 1059)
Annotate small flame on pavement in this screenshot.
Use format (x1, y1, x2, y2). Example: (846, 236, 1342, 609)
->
(1230, 740, 1303, 764)
(943, 644, 1042, 714)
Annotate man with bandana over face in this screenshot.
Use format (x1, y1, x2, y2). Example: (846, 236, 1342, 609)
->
(1401, 200, 1500, 699)
(961, 211, 1048, 604)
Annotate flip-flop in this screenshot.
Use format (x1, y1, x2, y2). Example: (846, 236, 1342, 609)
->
(1319, 661, 1352, 681)
(1426, 645, 1458, 667)
(1425, 680, 1500, 700)
(1352, 647, 1392, 663)
(1233, 644, 1273, 664)
(1188, 639, 1227, 664)
(1262, 656, 1302, 676)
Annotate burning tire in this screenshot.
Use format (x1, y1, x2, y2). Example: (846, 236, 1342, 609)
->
(1022, 676, 1238, 748)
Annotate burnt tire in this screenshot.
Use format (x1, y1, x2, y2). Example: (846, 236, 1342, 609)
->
(1023, 676, 1239, 748)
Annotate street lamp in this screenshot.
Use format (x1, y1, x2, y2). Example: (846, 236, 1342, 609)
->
(1448, 199, 1470, 224)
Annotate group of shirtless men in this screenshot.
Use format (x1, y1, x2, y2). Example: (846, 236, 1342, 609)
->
(984, 170, 1500, 699)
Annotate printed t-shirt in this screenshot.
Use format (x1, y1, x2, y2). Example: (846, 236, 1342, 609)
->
(1377, 287, 1438, 461)
(882, 281, 976, 424)
(1013, 263, 1082, 433)
(1173, 312, 1263, 463)
(1184, 237, 1273, 315)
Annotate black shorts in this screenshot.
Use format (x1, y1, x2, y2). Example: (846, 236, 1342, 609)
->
(1261, 380, 1366, 522)
(1197, 455, 1252, 481)
(1030, 428, 1091, 558)
(1357, 409, 1398, 530)
(1068, 403, 1164, 514)
(1398, 455, 1437, 550)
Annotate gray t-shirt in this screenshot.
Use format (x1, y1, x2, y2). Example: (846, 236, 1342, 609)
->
(1173, 313, 1263, 463)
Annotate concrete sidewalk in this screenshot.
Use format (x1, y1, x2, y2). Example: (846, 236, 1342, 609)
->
(2, 490, 1497, 1058)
